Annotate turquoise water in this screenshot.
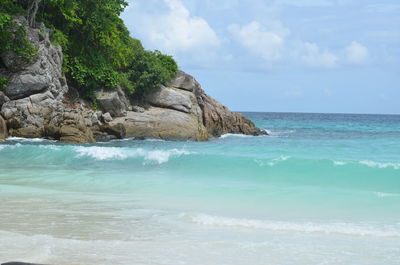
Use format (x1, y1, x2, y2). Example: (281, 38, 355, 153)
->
(0, 112, 399, 264)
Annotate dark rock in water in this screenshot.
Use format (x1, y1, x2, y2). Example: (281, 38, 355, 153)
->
(2, 262, 47, 265)
(0, 115, 7, 141)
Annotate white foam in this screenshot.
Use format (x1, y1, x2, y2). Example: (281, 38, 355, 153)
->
(373, 192, 400, 198)
(6, 137, 55, 143)
(333, 161, 347, 166)
(74, 146, 194, 164)
(38, 145, 62, 151)
(359, 160, 400, 170)
(255, 155, 291, 167)
(220, 133, 253, 139)
(186, 214, 400, 237)
(267, 129, 296, 138)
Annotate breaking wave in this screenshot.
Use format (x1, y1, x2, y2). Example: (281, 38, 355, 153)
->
(184, 213, 400, 237)
(74, 146, 194, 164)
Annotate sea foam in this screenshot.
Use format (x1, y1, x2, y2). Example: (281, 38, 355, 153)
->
(6, 137, 55, 143)
(359, 160, 400, 170)
(74, 146, 194, 164)
(186, 214, 400, 237)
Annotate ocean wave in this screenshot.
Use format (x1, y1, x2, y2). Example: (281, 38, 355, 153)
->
(373, 192, 400, 198)
(267, 129, 296, 138)
(0, 143, 21, 151)
(333, 161, 347, 166)
(359, 160, 400, 170)
(184, 214, 400, 237)
(220, 134, 254, 139)
(255, 155, 291, 167)
(74, 146, 194, 164)
(6, 137, 56, 143)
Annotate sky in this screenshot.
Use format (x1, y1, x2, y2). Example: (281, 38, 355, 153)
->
(121, 0, 400, 114)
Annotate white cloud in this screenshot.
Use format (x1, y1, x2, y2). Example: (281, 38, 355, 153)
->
(228, 21, 287, 62)
(294, 41, 338, 68)
(345, 41, 369, 65)
(127, 0, 220, 53)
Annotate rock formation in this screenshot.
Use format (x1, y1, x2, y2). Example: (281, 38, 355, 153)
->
(0, 18, 266, 143)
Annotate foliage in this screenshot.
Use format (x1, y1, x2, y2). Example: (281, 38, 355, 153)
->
(0, 77, 9, 91)
(0, 0, 179, 103)
(127, 50, 178, 98)
(0, 13, 38, 63)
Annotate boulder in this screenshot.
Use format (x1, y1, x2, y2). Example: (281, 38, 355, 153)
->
(168, 70, 200, 91)
(102, 112, 113, 123)
(146, 85, 193, 113)
(101, 123, 126, 139)
(110, 107, 209, 141)
(94, 87, 130, 117)
(59, 125, 94, 144)
(0, 91, 10, 107)
(0, 115, 7, 141)
(10, 126, 43, 138)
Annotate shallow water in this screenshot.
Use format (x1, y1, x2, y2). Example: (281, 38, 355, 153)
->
(1, 112, 400, 265)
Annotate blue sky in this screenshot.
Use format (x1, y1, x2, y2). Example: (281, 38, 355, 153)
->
(122, 0, 400, 114)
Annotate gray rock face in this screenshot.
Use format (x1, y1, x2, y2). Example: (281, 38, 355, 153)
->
(0, 115, 7, 141)
(146, 85, 193, 113)
(1, 18, 67, 100)
(94, 87, 130, 117)
(0, 91, 10, 107)
(194, 86, 266, 137)
(168, 70, 200, 91)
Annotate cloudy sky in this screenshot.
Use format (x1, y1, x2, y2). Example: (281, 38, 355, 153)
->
(122, 0, 400, 114)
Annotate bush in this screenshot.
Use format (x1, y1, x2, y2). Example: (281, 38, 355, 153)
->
(127, 50, 178, 98)
(0, 13, 38, 63)
(0, 77, 9, 91)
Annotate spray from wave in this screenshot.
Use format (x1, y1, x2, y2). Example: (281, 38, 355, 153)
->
(74, 146, 195, 164)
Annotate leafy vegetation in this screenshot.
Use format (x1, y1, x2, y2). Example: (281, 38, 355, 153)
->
(0, 0, 178, 102)
(0, 77, 9, 91)
(0, 5, 38, 63)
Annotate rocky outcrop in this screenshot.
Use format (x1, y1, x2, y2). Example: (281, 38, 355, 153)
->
(0, 18, 96, 142)
(111, 107, 209, 141)
(108, 71, 265, 141)
(0, 19, 265, 143)
(195, 87, 265, 136)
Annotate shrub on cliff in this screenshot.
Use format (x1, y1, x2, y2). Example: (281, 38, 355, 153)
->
(0, 5, 38, 63)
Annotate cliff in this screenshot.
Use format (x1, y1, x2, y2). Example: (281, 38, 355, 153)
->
(0, 18, 266, 143)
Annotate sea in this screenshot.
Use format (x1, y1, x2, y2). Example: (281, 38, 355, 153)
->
(0, 112, 399, 265)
